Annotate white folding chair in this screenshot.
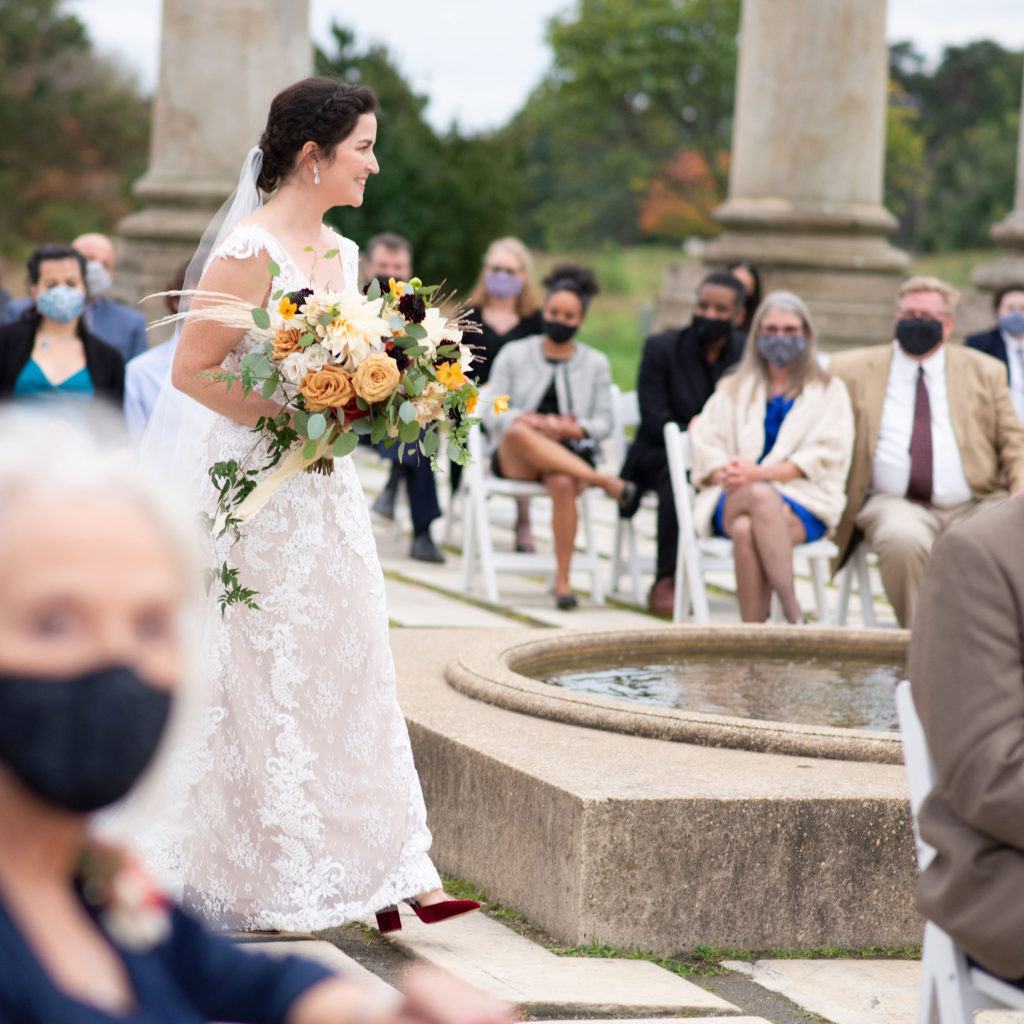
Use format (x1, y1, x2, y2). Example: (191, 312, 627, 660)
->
(895, 680, 1024, 1024)
(460, 422, 604, 605)
(835, 540, 879, 627)
(663, 422, 836, 624)
(607, 385, 656, 603)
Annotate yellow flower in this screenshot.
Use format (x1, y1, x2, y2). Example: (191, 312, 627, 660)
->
(435, 361, 467, 391)
(277, 296, 298, 320)
(466, 388, 478, 414)
(388, 277, 407, 301)
(493, 394, 509, 415)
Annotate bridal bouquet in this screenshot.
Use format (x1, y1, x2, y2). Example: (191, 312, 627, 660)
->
(183, 258, 481, 610)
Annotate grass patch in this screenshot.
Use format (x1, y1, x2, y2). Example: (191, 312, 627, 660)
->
(442, 875, 920, 980)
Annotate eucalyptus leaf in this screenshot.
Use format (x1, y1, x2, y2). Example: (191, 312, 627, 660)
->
(421, 429, 440, 456)
(319, 312, 334, 326)
(267, 259, 281, 277)
(324, 248, 339, 259)
(307, 412, 327, 439)
(367, 278, 381, 301)
(389, 314, 406, 331)
(353, 416, 373, 435)
(261, 377, 277, 400)
(370, 416, 388, 445)
(301, 437, 319, 460)
(405, 345, 429, 357)
(416, 284, 439, 296)
(299, 332, 316, 347)
(292, 409, 309, 435)
(251, 307, 271, 330)
(332, 432, 358, 458)
(399, 417, 421, 444)
(402, 372, 425, 397)
(398, 400, 418, 424)
(356, 396, 368, 411)
(405, 323, 427, 340)
(272, 289, 284, 302)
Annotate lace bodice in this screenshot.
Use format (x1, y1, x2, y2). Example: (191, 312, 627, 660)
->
(141, 225, 441, 930)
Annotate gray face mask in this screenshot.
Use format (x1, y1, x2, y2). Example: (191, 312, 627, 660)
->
(998, 311, 1024, 338)
(757, 332, 807, 368)
(84, 259, 112, 298)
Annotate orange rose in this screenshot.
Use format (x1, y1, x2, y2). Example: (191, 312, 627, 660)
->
(272, 327, 303, 360)
(300, 365, 355, 411)
(353, 353, 401, 403)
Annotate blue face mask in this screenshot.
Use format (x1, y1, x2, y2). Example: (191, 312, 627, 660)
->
(998, 311, 1024, 338)
(757, 332, 807, 368)
(35, 285, 86, 324)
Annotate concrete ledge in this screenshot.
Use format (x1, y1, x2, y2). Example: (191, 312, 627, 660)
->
(393, 630, 920, 957)
(446, 626, 907, 764)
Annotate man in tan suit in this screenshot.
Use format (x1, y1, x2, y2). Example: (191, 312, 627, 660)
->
(830, 276, 1024, 627)
(908, 496, 1024, 982)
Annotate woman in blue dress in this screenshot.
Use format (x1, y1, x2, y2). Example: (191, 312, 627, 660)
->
(0, 244, 124, 407)
(688, 291, 854, 623)
(0, 411, 508, 1024)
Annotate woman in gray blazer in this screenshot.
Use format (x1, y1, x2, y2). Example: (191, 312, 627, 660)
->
(481, 265, 636, 609)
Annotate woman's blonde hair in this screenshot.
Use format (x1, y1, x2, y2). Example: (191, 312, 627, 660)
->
(722, 290, 829, 400)
(467, 236, 542, 317)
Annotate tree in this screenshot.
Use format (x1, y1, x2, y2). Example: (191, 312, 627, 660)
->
(0, 0, 150, 256)
(511, 0, 740, 248)
(315, 26, 523, 292)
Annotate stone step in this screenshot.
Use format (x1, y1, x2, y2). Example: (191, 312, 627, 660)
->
(536, 1019, 770, 1024)
(238, 939, 398, 1002)
(377, 909, 739, 1016)
(384, 576, 517, 629)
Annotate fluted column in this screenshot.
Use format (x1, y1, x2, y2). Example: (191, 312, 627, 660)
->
(117, 0, 311, 322)
(698, 0, 908, 347)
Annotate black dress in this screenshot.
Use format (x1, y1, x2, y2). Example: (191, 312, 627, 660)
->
(467, 308, 543, 385)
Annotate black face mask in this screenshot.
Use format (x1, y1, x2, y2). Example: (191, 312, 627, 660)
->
(691, 314, 733, 348)
(0, 664, 172, 813)
(895, 317, 943, 357)
(542, 318, 579, 345)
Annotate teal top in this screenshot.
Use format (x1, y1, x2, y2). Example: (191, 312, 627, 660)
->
(12, 359, 94, 401)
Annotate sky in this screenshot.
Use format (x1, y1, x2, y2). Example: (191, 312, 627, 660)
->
(67, 0, 1024, 133)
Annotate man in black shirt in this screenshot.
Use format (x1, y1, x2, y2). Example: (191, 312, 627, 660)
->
(620, 270, 747, 616)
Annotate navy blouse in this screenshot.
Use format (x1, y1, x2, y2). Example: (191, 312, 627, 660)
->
(0, 895, 332, 1023)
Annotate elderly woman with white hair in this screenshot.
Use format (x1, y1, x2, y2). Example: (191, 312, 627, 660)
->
(688, 291, 854, 623)
(0, 409, 510, 1024)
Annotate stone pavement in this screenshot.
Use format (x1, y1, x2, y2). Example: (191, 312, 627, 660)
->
(260, 452, 928, 1024)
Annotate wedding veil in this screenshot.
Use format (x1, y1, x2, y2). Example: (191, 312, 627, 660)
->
(139, 146, 266, 481)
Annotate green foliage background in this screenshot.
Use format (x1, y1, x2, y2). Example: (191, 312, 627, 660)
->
(1, 0, 1022, 272)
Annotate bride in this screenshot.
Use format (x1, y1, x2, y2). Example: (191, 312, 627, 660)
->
(156, 77, 477, 933)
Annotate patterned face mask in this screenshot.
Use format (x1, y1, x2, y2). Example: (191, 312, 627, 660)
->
(35, 284, 86, 324)
(757, 332, 807, 368)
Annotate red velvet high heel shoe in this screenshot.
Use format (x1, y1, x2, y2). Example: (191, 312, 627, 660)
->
(375, 897, 480, 933)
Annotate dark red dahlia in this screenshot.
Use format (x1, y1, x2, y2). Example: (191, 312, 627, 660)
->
(288, 287, 313, 306)
(397, 293, 427, 323)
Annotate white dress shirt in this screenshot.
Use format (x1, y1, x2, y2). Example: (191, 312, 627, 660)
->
(871, 342, 972, 507)
(1002, 330, 1024, 424)
(124, 337, 176, 446)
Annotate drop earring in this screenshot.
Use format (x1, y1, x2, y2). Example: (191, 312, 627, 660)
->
(313, 163, 320, 186)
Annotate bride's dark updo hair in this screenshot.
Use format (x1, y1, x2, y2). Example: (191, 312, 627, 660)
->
(257, 77, 379, 192)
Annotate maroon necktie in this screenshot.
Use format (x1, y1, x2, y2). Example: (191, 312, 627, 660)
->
(906, 367, 932, 505)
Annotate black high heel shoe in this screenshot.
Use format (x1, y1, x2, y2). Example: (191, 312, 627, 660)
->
(375, 896, 480, 933)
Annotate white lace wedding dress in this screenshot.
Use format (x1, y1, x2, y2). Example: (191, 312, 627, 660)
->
(159, 224, 441, 930)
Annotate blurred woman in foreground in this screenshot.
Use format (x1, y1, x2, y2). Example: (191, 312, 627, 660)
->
(0, 408, 509, 1024)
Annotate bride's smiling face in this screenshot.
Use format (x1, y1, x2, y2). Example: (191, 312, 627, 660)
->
(322, 112, 379, 208)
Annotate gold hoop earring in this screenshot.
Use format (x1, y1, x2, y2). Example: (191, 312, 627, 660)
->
(313, 163, 320, 186)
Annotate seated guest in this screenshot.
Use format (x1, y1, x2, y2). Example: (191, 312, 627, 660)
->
(482, 264, 634, 609)
(620, 270, 747, 617)
(363, 233, 446, 563)
(0, 268, 10, 323)
(465, 237, 544, 551)
(908, 496, 1024, 984)
(965, 282, 1024, 423)
(689, 292, 853, 623)
(830, 276, 1024, 628)
(0, 411, 511, 1024)
(4, 235, 148, 363)
(0, 244, 124, 407)
(726, 259, 762, 337)
(124, 261, 189, 444)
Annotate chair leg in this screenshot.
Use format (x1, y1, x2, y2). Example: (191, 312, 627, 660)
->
(461, 486, 475, 594)
(856, 547, 878, 627)
(471, 486, 500, 604)
(581, 492, 604, 605)
(684, 546, 709, 623)
(836, 561, 853, 626)
(626, 521, 644, 605)
(810, 557, 830, 625)
(610, 518, 624, 597)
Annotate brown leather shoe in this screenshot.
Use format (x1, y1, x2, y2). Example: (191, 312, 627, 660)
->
(647, 575, 675, 618)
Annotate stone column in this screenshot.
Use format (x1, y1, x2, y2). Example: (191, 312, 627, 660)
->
(694, 0, 908, 348)
(117, 0, 311, 334)
(971, 60, 1024, 299)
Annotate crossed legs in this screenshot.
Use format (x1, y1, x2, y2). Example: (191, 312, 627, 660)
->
(720, 482, 806, 623)
(498, 419, 626, 596)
